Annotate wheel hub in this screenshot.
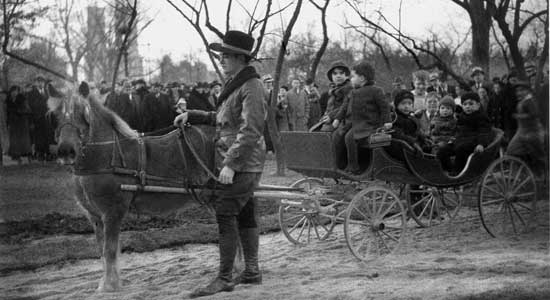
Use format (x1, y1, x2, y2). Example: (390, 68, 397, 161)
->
(372, 222, 385, 231)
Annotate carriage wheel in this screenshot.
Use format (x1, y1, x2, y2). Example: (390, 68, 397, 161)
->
(478, 156, 537, 238)
(344, 186, 407, 262)
(290, 177, 325, 191)
(406, 185, 462, 227)
(279, 197, 340, 245)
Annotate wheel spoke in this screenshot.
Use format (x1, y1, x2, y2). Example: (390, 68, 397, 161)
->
(507, 204, 517, 234)
(379, 199, 398, 219)
(352, 206, 370, 221)
(307, 217, 312, 243)
(511, 177, 533, 195)
(383, 210, 405, 221)
(283, 214, 303, 223)
(510, 203, 527, 226)
(510, 164, 525, 189)
(311, 217, 322, 239)
(428, 195, 436, 226)
(376, 192, 390, 216)
(380, 229, 399, 242)
(499, 161, 509, 191)
(296, 217, 308, 242)
(514, 192, 536, 199)
(513, 202, 533, 212)
(347, 219, 371, 226)
(482, 198, 505, 206)
(490, 170, 507, 194)
(483, 184, 506, 198)
(287, 216, 306, 234)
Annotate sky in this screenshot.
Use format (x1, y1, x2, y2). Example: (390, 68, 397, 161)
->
(32, 0, 472, 74)
(136, 0, 470, 70)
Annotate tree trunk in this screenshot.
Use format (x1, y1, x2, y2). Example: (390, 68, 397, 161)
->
(469, 0, 491, 74)
(71, 61, 79, 82)
(269, 0, 304, 176)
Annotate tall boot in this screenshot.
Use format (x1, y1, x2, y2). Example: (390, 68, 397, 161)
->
(234, 227, 262, 285)
(189, 215, 237, 298)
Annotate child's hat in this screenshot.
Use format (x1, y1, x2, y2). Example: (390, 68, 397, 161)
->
(439, 95, 455, 110)
(327, 61, 350, 81)
(460, 92, 480, 103)
(393, 90, 414, 108)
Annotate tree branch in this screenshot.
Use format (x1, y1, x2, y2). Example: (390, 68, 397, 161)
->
(202, 0, 224, 39)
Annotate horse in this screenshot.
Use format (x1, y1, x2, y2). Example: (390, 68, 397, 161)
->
(47, 86, 219, 292)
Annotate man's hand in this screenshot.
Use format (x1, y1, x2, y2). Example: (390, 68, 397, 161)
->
(474, 145, 484, 153)
(320, 115, 330, 124)
(332, 119, 340, 128)
(219, 166, 235, 184)
(173, 112, 188, 127)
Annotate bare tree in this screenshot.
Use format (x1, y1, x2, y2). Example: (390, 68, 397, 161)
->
(110, 0, 138, 90)
(307, 0, 330, 81)
(2, 0, 69, 81)
(49, 0, 96, 82)
(269, 0, 304, 176)
(487, 0, 548, 81)
(344, 0, 470, 86)
(450, 0, 494, 73)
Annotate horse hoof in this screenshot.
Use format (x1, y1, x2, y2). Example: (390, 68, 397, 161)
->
(97, 281, 121, 292)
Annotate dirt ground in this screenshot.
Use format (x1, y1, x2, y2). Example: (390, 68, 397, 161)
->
(1, 159, 550, 299)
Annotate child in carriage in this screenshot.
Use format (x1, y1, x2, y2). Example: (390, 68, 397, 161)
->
(436, 92, 492, 175)
(317, 61, 353, 132)
(385, 90, 430, 161)
(331, 61, 391, 174)
(430, 95, 457, 153)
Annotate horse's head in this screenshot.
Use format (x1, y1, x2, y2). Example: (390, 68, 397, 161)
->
(47, 84, 91, 165)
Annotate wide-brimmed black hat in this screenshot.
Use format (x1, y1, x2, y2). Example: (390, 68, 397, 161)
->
(209, 30, 255, 57)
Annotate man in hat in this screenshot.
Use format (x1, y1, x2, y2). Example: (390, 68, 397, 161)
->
(429, 72, 455, 98)
(187, 81, 215, 111)
(286, 77, 309, 131)
(143, 82, 175, 131)
(470, 66, 491, 91)
(173, 30, 266, 298)
(209, 80, 222, 108)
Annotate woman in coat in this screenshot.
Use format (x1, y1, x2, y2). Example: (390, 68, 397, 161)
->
(6, 85, 32, 163)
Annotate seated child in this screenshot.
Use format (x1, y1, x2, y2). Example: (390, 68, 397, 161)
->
(332, 61, 391, 173)
(430, 96, 457, 152)
(436, 92, 492, 174)
(318, 61, 353, 132)
(386, 90, 429, 161)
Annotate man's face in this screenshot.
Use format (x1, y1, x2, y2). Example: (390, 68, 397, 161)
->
(429, 78, 438, 88)
(291, 80, 301, 89)
(462, 99, 480, 114)
(331, 68, 347, 85)
(413, 79, 426, 93)
(473, 72, 485, 83)
(196, 87, 205, 94)
(493, 83, 501, 94)
(477, 87, 488, 98)
(212, 85, 221, 94)
(427, 97, 439, 113)
(264, 81, 273, 91)
(220, 53, 242, 76)
(152, 86, 161, 94)
(279, 88, 287, 97)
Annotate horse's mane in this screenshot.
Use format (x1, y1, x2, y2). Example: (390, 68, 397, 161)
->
(87, 94, 139, 139)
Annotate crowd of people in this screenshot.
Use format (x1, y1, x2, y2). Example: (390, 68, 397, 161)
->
(0, 60, 547, 174)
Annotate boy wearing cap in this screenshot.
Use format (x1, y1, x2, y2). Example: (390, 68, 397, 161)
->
(436, 92, 492, 174)
(332, 61, 391, 173)
(319, 61, 352, 131)
(173, 30, 266, 298)
(430, 96, 457, 152)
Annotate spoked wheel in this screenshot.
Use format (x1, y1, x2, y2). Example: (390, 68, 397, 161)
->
(478, 156, 538, 238)
(344, 186, 407, 262)
(406, 185, 462, 227)
(278, 197, 340, 245)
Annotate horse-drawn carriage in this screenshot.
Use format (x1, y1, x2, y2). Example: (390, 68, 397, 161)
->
(276, 128, 539, 261)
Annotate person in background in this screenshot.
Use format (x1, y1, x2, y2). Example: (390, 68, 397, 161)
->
(209, 81, 222, 108)
(411, 70, 429, 111)
(415, 92, 440, 136)
(144, 82, 176, 131)
(286, 78, 309, 131)
(318, 82, 334, 116)
(305, 79, 321, 129)
(6, 85, 32, 164)
(105, 80, 134, 127)
(506, 81, 545, 178)
(276, 85, 290, 131)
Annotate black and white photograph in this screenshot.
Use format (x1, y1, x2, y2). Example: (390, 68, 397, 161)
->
(0, 0, 549, 299)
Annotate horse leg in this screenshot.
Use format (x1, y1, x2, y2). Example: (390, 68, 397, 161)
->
(97, 209, 126, 292)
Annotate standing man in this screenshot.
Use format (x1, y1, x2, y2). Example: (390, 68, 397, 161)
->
(173, 30, 266, 298)
(144, 83, 175, 131)
(286, 78, 309, 131)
